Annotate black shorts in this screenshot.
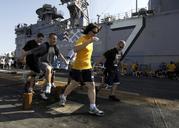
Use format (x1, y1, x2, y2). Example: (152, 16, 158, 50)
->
(26, 55, 40, 73)
(27, 63, 40, 73)
(104, 68, 120, 86)
(70, 69, 94, 84)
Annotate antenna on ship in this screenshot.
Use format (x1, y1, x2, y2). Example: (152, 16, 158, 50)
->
(136, 0, 138, 12)
(60, 0, 89, 28)
(96, 14, 100, 24)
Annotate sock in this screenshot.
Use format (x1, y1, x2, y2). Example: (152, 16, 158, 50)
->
(90, 104, 96, 109)
(47, 83, 52, 87)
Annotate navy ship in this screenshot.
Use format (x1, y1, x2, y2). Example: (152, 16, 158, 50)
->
(15, 0, 179, 70)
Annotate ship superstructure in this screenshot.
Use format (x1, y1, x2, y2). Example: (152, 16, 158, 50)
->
(15, 0, 179, 69)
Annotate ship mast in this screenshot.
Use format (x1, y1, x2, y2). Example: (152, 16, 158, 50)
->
(60, 0, 89, 28)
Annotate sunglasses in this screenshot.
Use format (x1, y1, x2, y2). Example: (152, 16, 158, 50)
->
(118, 45, 124, 49)
(92, 30, 98, 34)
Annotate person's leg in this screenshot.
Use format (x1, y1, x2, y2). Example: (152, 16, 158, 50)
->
(59, 80, 79, 106)
(51, 70, 54, 83)
(45, 66, 52, 83)
(64, 80, 79, 96)
(86, 81, 104, 116)
(103, 69, 109, 88)
(45, 65, 52, 93)
(86, 82, 96, 104)
(51, 70, 56, 87)
(83, 69, 104, 116)
(109, 69, 120, 102)
(26, 58, 42, 92)
(29, 75, 36, 92)
(105, 70, 114, 88)
(25, 71, 36, 93)
(110, 84, 118, 96)
(109, 84, 120, 101)
(59, 69, 80, 106)
(37, 63, 52, 99)
(39, 62, 53, 94)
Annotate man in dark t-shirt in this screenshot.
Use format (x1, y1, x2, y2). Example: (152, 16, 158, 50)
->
(21, 33, 67, 97)
(22, 33, 44, 93)
(102, 40, 126, 101)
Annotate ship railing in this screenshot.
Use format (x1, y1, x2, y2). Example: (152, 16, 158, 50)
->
(97, 8, 148, 23)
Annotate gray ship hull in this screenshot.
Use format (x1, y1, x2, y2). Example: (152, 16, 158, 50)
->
(93, 10, 179, 69)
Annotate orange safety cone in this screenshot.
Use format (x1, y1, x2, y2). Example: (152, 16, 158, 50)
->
(23, 93, 33, 110)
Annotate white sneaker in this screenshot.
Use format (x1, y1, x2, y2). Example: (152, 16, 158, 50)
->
(59, 95, 66, 107)
(45, 83, 52, 94)
(89, 107, 104, 116)
(40, 93, 48, 100)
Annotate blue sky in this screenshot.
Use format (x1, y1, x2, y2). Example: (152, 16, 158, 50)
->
(0, 0, 148, 55)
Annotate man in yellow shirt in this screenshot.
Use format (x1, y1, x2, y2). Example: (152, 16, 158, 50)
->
(59, 23, 104, 116)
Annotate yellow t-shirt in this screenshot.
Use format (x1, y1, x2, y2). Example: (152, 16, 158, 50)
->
(72, 35, 93, 70)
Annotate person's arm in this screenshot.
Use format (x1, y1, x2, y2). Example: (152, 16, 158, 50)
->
(74, 37, 99, 52)
(71, 52, 76, 61)
(23, 44, 45, 58)
(28, 44, 45, 56)
(19, 41, 31, 63)
(58, 52, 68, 65)
(20, 44, 45, 64)
(119, 51, 123, 61)
(18, 49, 27, 64)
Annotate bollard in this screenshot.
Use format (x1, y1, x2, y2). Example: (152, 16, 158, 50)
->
(23, 93, 33, 110)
